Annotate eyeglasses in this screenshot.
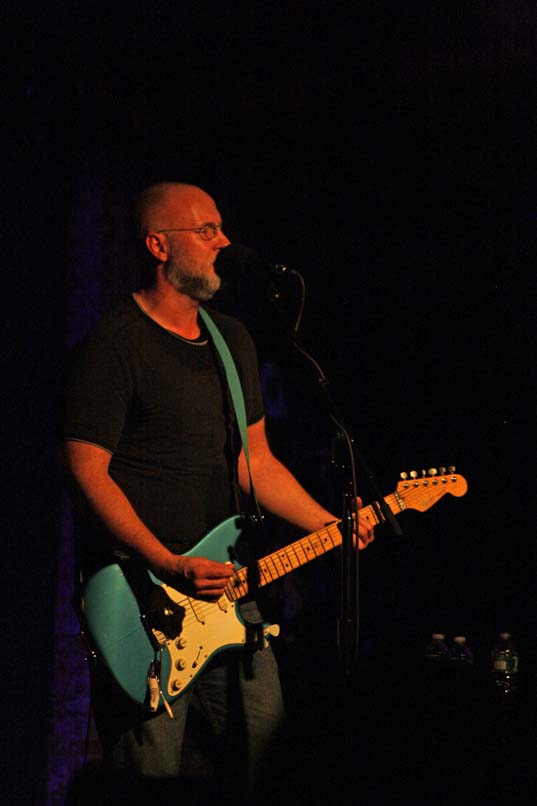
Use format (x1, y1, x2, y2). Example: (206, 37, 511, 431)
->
(156, 223, 224, 241)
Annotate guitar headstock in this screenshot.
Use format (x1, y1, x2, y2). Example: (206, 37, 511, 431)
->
(395, 466, 468, 512)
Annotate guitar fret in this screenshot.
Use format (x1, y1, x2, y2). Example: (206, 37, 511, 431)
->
(277, 548, 297, 573)
(324, 528, 337, 550)
(290, 542, 307, 566)
(311, 527, 337, 555)
(258, 557, 275, 584)
(361, 504, 381, 526)
(303, 534, 323, 558)
(235, 570, 248, 597)
(226, 569, 247, 601)
(294, 539, 309, 562)
(308, 535, 325, 557)
(262, 554, 281, 581)
(269, 553, 287, 577)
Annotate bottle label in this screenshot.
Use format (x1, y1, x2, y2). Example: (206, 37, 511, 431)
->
(494, 655, 518, 674)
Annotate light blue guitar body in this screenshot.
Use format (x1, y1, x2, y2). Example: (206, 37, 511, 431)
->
(81, 515, 269, 708)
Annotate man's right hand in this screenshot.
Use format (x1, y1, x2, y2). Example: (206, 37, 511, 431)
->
(161, 555, 235, 602)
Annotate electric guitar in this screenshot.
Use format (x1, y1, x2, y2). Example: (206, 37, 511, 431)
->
(81, 468, 468, 710)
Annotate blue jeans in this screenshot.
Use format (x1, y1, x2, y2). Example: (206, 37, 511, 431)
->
(93, 622, 285, 799)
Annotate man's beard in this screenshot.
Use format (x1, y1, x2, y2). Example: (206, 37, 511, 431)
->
(164, 256, 221, 302)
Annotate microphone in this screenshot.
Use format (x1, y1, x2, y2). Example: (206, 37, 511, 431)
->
(272, 262, 291, 278)
(223, 244, 288, 275)
(215, 244, 305, 334)
(217, 244, 291, 302)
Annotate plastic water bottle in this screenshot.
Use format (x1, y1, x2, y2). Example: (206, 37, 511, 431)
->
(449, 635, 474, 664)
(425, 633, 450, 663)
(448, 636, 474, 700)
(492, 632, 519, 693)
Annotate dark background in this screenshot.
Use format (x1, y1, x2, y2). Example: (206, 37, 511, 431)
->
(4, 3, 535, 803)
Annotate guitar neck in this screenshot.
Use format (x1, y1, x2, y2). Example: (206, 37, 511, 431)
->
(225, 496, 397, 601)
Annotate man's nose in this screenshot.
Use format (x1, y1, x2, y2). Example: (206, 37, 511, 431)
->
(215, 229, 231, 248)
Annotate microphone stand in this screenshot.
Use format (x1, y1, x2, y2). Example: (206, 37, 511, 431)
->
(313, 366, 362, 678)
(217, 246, 403, 677)
(276, 266, 403, 679)
(338, 472, 360, 677)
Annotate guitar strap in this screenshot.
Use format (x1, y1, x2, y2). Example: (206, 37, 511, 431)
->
(199, 307, 262, 524)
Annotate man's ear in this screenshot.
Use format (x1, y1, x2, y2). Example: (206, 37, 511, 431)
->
(145, 232, 168, 262)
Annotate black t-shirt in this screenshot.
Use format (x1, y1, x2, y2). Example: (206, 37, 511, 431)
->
(64, 296, 264, 564)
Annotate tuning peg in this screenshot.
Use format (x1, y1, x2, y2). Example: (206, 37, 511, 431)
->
(439, 467, 446, 475)
(400, 472, 408, 480)
(410, 470, 418, 479)
(428, 468, 437, 476)
(448, 465, 456, 473)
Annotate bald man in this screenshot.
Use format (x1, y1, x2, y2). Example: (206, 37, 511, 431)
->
(64, 182, 374, 799)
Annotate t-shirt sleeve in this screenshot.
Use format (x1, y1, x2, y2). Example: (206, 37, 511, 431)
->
(63, 333, 133, 453)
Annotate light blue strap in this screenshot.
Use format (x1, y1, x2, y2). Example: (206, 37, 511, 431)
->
(199, 308, 263, 549)
(198, 307, 250, 464)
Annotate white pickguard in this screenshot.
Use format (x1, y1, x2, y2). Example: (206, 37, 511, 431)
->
(153, 586, 278, 697)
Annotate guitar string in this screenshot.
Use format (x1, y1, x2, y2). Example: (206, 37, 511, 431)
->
(163, 481, 460, 631)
